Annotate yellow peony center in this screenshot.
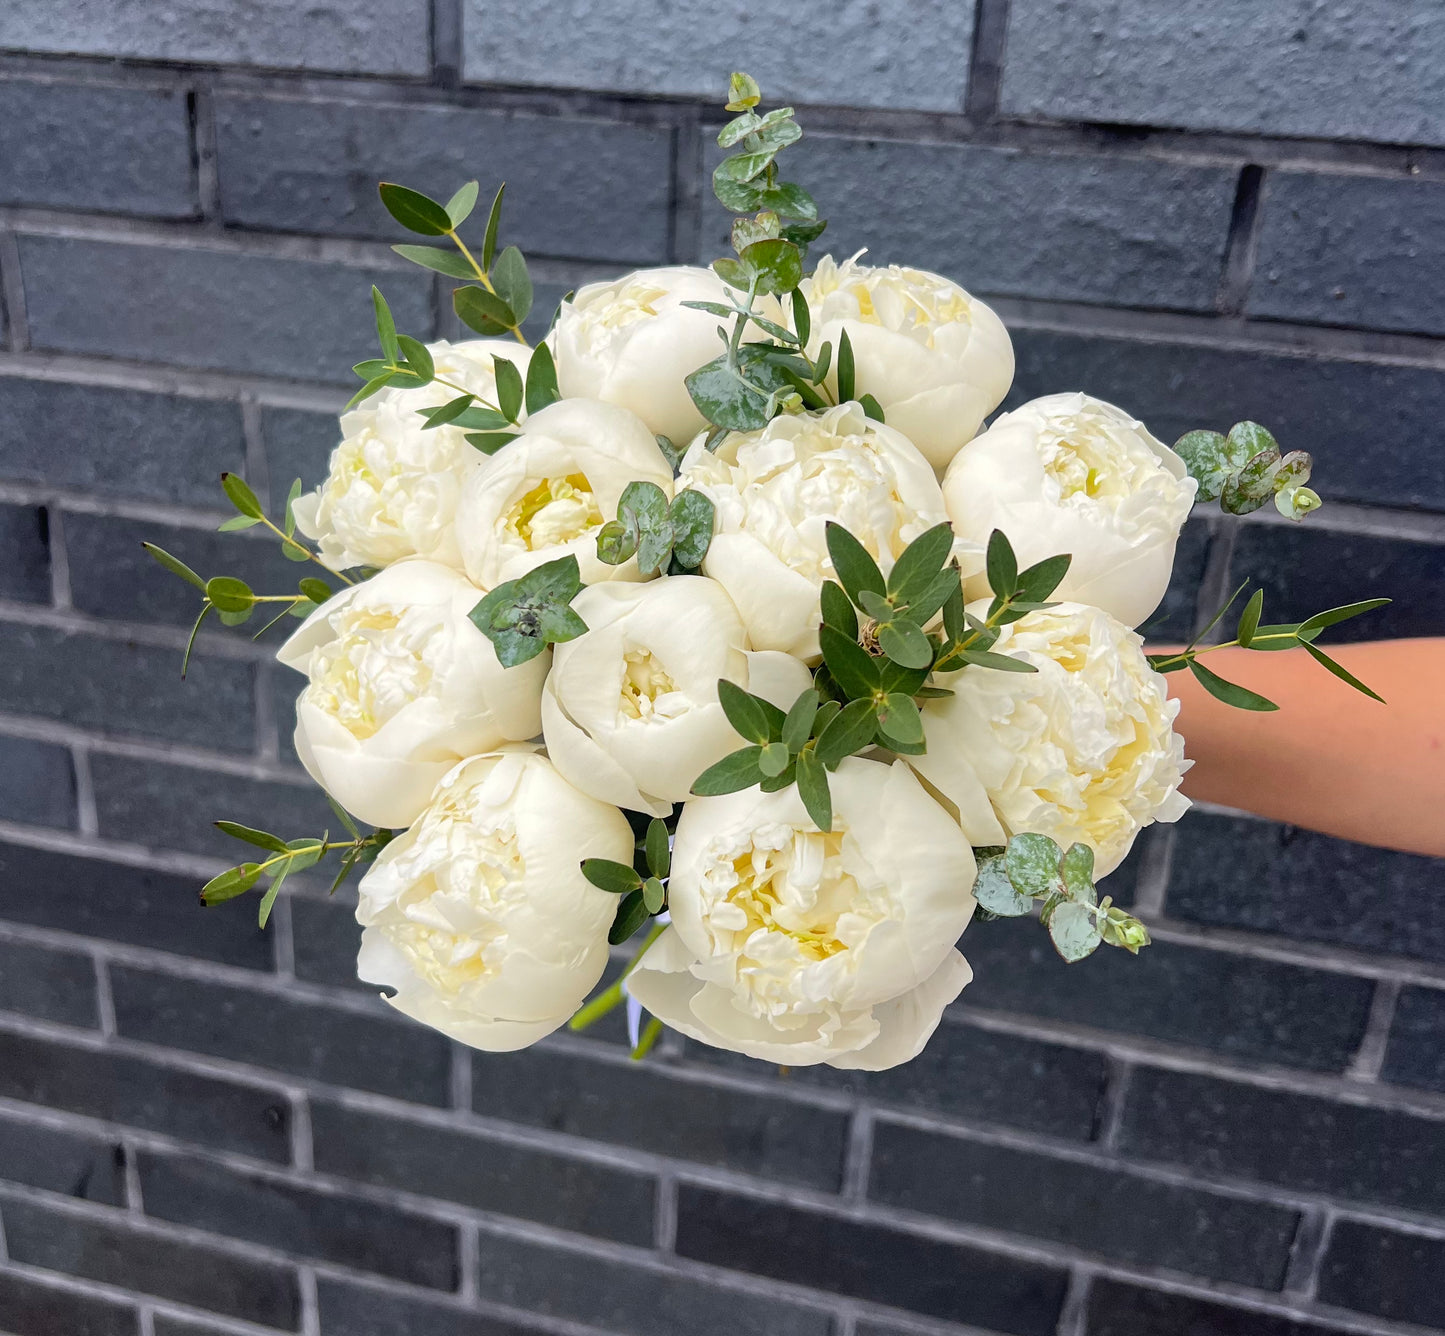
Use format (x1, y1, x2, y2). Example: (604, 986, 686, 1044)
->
(304, 607, 438, 741)
(618, 649, 679, 720)
(724, 834, 851, 963)
(579, 281, 669, 333)
(506, 473, 603, 549)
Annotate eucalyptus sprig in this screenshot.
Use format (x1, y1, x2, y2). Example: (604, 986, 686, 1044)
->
(595, 481, 716, 575)
(468, 553, 589, 667)
(1147, 585, 1390, 708)
(581, 816, 674, 945)
(972, 834, 1151, 961)
(201, 800, 394, 928)
(1175, 421, 1320, 521)
(143, 471, 339, 674)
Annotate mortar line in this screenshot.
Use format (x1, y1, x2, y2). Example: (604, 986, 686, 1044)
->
(1216, 163, 1266, 315)
(456, 1220, 480, 1300)
(92, 954, 117, 1036)
(136, 1306, 157, 1336)
(1347, 978, 1402, 1082)
(654, 1171, 680, 1253)
(1054, 1268, 1093, 1336)
(1282, 1206, 1331, 1298)
(189, 75, 223, 221)
(121, 1136, 145, 1214)
(430, 0, 464, 89)
(69, 741, 99, 836)
(842, 1105, 876, 1201)
(0, 229, 28, 351)
(43, 503, 73, 609)
(1126, 823, 1173, 918)
(1096, 1057, 1133, 1151)
(297, 1265, 322, 1336)
(965, 0, 1011, 123)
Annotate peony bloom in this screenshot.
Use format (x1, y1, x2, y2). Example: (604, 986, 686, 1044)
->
(679, 401, 974, 658)
(542, 575, 813, 817)
(916, 600, 1190, 876)
(627, 757, 976, 1070)
(293, 339, 532, 573)
(943, 393, 1197, 629)
(554, 266, 759, 446)
(276, 561, 546, 829)
(457, 397, 673, 588)
(355, 749, 633, 1051)
(800, 254, 1014, 472)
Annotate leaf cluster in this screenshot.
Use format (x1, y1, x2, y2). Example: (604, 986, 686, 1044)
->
(202, 800, 393, 928)
(596, 481, 716, 575)
(468, 554, 588, 667)
(581, 816, 673, 945)
(1174, 421, 1320, 521)
(1147, 584, 1389, 709)
(972, 833, 1150, 962)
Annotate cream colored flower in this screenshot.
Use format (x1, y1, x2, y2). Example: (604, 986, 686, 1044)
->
(456, 397, 673, 588)
(627, 757, 976, 1070)
(276, 561, 546, 829)
(541, 575, 813, 816)
(554, 266, 756, 446)
(355, 749, 633, 1051)
(800, 254, 1014, 472)
(293, 339, 532, 572)
(917, 600, 1190, 876)
(679, 401, 975, 658)
(944, 393, 1197, 629)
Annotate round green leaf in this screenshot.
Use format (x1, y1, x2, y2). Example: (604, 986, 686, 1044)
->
(205, 576, 254, 614)
(1048, 901, 1102, 962)
(582, 858, 643, 894)
(379, 182, 453, 236)
(972, 855, 1033, 916)
(1005, 832, 1062, 898)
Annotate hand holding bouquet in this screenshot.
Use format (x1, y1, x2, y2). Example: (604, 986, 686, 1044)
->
(146, 72, 1385, 1072)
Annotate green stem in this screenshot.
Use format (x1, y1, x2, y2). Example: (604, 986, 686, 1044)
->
(447, 229, 529, 346)
(256, 515, 354, 585)
(569, 919, 669, 1032)
(1147, 631, 1304, 673)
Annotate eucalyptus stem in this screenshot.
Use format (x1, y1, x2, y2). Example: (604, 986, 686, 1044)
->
(569, 918, 669, 1032)
(255, 513, 355, 584)
(449, 229, 529, 346)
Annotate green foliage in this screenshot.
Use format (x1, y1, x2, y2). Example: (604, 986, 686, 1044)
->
(202, 820, 393, 927)
(468, 554, 588, 667)
(1146, 587, 1389, 708)
(1174, 421, 1321, 521)
(971, 833, 1151, 963)
(595, 481, 716, 575)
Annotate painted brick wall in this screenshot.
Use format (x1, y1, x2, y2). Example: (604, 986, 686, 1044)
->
(1, 3, 1443, 1334)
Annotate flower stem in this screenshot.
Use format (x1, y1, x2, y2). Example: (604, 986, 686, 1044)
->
(568, 919, 668, 1032)
(447, 229, 529, 347)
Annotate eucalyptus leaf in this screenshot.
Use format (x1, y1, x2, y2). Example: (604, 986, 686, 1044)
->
(718, 679, 776, 745)
(876, 692, 924, 745)
(1005, 831, 1062, 899)
(204, 576, 253, 614)
(1188, 659, 1279, 711)
(142, 543, 206, 591)
(668, 489, 715, 568)
(837, 328, 856, 403)
(877, 619, 932, 670)
(214, 821, 290, 853)
(795, 749, 832, 832)
(824, 522, 885, 604)
(972, 855, 1033, 916)
(525, 342, 560, 413)
(201, 863, 262, 906)
(492, 246, 533, 324)
(482, 183, 505, 269)
(813, 698, 878, 768)
(220, 472, 263, 519)
(645, 817, 670, 879)
(581, 858, 643, 894)
(494, 360, 524, 423)
(1301, 641, 1386, 703)
(609, 890, 650, 944)
(454, 285, 515, 334)
(391, 244, 476, 280)
(1236, 589, 1264, 648)
(379, 182, 453, 235)
(445, 179, 479, 227)
(1048, 901, 1102, 962)
(819, 625, 881, 698)
(692, 745, 766, 795)
(819, 580, 859, 638)
(372, 286, 401, 362)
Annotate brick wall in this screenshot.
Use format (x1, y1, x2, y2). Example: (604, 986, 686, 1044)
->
(1, 3, 1443, 1334)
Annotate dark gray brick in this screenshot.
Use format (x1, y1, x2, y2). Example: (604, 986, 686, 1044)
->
(675, 1184, 1067, 1335)
(957, 911, 1374, 1072)
(0, 501, 50, 602)
(19, 236, 434, 384)
(90, 753, 338, 860)
(0, 1028, 290, 1161)
(0, 1108, 125, 1205)
(0, 936, 97, 1027)
(476, 1225, 835, 1336)
(472, 1044, 847, 1189)
(1139, 515, 1212, 643)
(311, 1101, 656, 1246)
(1005, 327, 1445, 513)
(2, 1194, 299, 1327)
(685, 1016, 1108, 1143)
(216, 94, 672, 265)
(464, 0, 973, 112)
(0, 735, 75, 829)
(290, 892, 367, 992)
(1251, 173, 1445, 337)
(153, 1319, 268, 1336)
(1000, 0, 1445, 147)
(66, 510, 324, 630)
(1120, 1066, 1445, 1217)
(1318, 1219, 1445, 1327)
(0, 1265, 138, 1336)
(262, 406, 341, 495)
(0, 377, 246, 505)
(0, 0, 430, 75)
(0, 78, 195, 217)
(1167, 812, 1445, 962)
(111, 964, 451, 1104)
(1085, 1278, 1359, 1336)
(1228, 523, 1445, 643)
(1382, 987, 1445, 1094)
(317, 1278, 545, 1336)
(0, 839, 271, 970)
(703, 137, 1236, 313)
(137, 1150, 458, 1289)
(0, 622, 256, 751)
(869, 1122, 1299, 1288)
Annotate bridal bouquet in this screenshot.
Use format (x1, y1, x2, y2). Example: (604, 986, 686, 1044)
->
(147, 73, 1384, 1071)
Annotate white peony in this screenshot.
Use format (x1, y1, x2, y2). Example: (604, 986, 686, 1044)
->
(916, 600, 1190, 876)
(457, 397, 673, 589)
(293, 339, 532, 573)
(554, 266, 759, 446)
(275, 561, 546, 829)
(355, 749, 633, 1051)
(627, 757, 976, 1070)
(541, 576, 813, 817)
(801, 254, 1014, 472)
(943, 393, 1197, 629)
(679, 401, 975, 659)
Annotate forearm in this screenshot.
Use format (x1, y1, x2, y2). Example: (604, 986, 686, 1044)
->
(1160, 638, 1445, 858)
